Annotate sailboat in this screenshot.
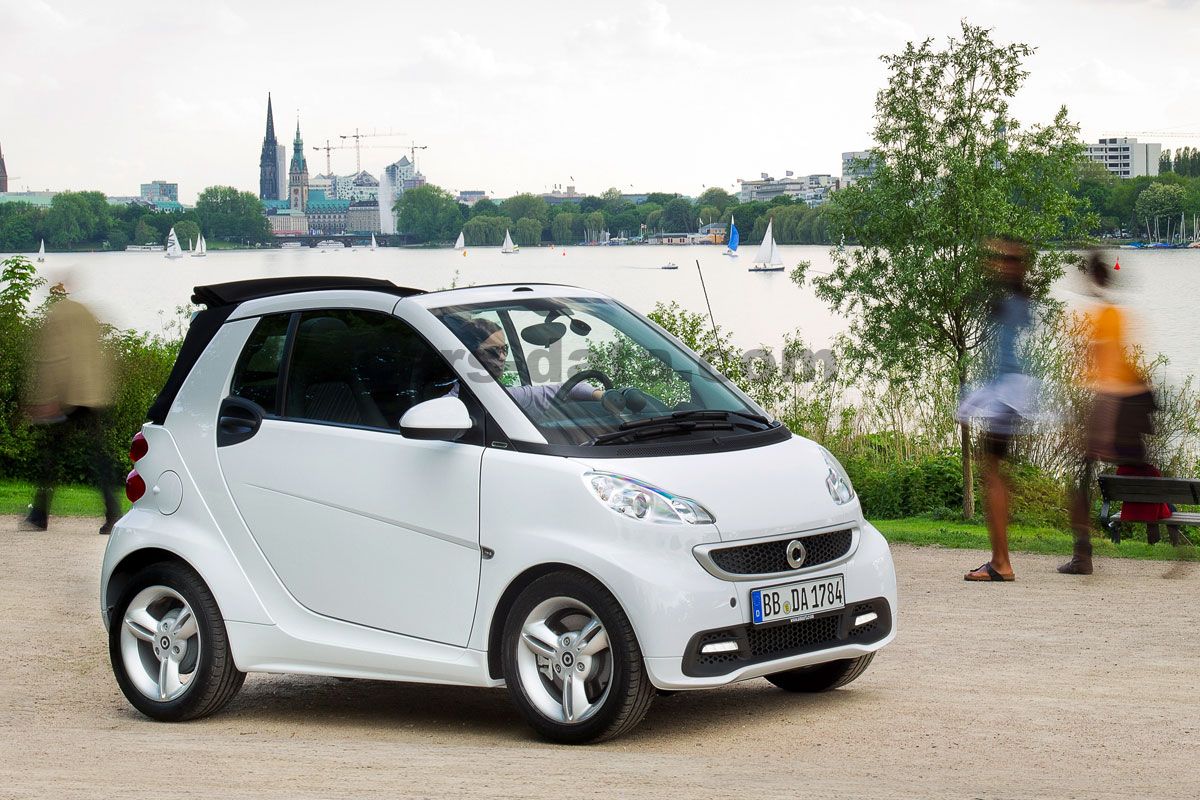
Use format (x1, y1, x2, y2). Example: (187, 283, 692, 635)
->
(370, 233, 377, 251)
(748, 218, 784, 272)
(723, 215, 739, 257)
(191, 235, 207, 258)
(454, 230, 465, 250)
(165, 227, 184, 259)
(37, 239, 45, 263)
(501, 228, 518, 254)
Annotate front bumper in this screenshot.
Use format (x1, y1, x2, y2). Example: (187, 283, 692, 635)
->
(640, 521, 898, 690)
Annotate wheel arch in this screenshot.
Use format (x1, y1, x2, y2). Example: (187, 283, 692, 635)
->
(486, 562, 624, 680)
(105, 547, 199, 627)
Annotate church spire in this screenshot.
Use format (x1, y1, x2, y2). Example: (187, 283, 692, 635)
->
(258, 93, 281, 201)
(0, 142, 7, 193)
(265, 92, 276, 142)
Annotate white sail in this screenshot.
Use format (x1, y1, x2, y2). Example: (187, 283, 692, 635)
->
(192, 234, 207, 257)
(201, 235, 207, 254)
(165, 227, 183, 259)
(37, 239, 45, 262)
(751, 218, 783, 269)
(501, 229, 517, 253)
(370, 233, 377, 250)
(454, 231, 465, 250)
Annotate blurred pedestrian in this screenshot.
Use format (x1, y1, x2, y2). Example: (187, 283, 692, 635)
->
(19, 274, 120, 535)
(1059, 252, 1156, 574)
(959, 237, 1038, 582)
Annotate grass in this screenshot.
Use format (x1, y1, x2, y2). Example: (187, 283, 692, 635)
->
(0, 480, 131, 518)
(2, 479, 1193, 563)
(874, 517, 1198, 562)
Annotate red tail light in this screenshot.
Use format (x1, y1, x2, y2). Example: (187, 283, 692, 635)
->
(126, 469, 146, 503)
(129, 432, 149, 462)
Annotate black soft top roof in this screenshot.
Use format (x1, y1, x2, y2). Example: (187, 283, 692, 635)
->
(192, 276, 424, 307)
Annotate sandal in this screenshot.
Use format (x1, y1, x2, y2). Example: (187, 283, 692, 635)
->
(964, 562, 1014, 582)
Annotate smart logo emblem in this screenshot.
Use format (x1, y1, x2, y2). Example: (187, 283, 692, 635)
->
(785, 539, 808, 569)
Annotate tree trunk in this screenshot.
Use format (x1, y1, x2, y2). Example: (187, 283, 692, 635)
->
(960, 421, 975, 519)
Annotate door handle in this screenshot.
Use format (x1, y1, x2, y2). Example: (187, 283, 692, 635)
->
(217, 397, 264, 447)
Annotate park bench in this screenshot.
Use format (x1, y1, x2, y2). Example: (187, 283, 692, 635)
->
(1097, 474, 1200, 543)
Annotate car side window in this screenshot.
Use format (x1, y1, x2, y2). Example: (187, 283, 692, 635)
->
(229, 314, 291, 414)
(282, 310, 462, 431)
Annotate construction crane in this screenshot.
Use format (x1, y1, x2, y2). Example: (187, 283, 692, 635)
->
(339, 128, 406, 172)
(407, 141, 428, 171)
(312, 139, 337, 175)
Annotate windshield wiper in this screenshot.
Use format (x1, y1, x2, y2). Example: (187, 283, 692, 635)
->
(615, 409, 773, 432)
(590, 419, 737, 446)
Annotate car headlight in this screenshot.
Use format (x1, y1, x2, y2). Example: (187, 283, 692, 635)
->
(819, 446, 855, 504)
(584, 471, 715, 525)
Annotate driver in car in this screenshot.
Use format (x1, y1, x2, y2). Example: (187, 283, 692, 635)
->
(447, 317, 606, 415)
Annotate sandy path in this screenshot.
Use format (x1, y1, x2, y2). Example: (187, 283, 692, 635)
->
(1, 516, 1197, 799)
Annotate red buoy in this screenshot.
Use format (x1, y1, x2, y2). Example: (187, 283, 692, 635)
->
(1114, 258, 1120, 270)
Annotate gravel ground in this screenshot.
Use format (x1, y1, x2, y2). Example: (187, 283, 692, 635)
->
(1, 515, 1197, 799)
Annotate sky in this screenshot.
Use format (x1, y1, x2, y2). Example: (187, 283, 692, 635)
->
(2, 0, 1199, 203)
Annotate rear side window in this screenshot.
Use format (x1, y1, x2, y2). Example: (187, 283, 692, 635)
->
(229, 314, 291, 414)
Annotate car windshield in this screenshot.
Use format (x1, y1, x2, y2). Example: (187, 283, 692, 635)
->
(430, 296, 775, 447)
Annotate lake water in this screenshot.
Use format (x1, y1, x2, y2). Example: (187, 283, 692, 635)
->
(24, 244, 1199, 385)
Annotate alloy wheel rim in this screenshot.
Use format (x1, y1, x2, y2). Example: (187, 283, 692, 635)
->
(119, 585, 200, 702)
(515, 596, 613, 725)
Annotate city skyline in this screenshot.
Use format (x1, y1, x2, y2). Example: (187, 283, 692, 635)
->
(3, 0, 1200, 203)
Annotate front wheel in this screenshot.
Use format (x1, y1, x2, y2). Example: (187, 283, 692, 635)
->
(501, 572, 654, 743)
(109, 561, 245, 721)
(765, 653, 875, 693)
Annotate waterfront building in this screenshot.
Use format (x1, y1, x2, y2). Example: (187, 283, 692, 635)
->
(456, 190, 489, 206)
(259, 93, 281, 201)
(139, 180, 178, 203)
(288, 120, 310, 211)
(1083, 137, 1161, 178)
(542, 184, 584, 206)
(737, 173, 838, 206)
(309, 173, 334, 197)
(306, 190, 350, 235)
(0, 190, 56, 207)
(329, 171, 379, 202)
(347, 200, 381, 234)
(266, 203, 307, 236)
(0, 142, 7, 193)
(841, 150, 876, 185)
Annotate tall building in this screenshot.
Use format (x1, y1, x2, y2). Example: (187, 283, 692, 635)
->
(259, 93, 281, 200)
(140, 180, 178, 203)
(737, 173, 838, 206)
(0, 142, 7, 193)
(1083, 137, 1161, 178)
(841, 150, 876, 185)
(288, 119, 309, 211)
(276, 144, 287, 201)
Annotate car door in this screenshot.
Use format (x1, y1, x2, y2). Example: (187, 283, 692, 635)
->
(215, 308, 484, 646)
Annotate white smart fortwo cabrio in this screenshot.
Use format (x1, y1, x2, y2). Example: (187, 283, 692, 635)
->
(101, 276, 897, 743)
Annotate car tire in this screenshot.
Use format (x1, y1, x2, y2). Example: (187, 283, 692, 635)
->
(109, 561, 245, 721)
(765, 653, 875, 693)
(501, 571, 654, 743)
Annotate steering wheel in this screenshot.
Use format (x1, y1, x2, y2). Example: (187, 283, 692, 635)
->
(554, 369, 613, 403)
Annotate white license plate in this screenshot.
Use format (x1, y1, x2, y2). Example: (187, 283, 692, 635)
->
(751, 575, 845, 625)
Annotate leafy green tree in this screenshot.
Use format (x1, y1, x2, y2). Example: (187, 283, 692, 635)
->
(45, 191, 110, 248)
(195, 186, 271, 243)
(513, 217, 543, 247)
(0, 204, 38, 252)
(550, 213, 577, 245)
(132, 219, 158, 246)
(469, 198, 500, 218)
(173, 221, 201, 250)
(609, 208, 641, 238)
(645, 192, 679, 207)
(462, 215, 508, 246)
(696, 187, 735, 215)
(499, 193, 549, 225)
(796, 22, 1091, 518)
(582, 211, 606, 242)
(660, 197, 696, 232)
(1134, 182, 1186, 239)
(395, 184, 463, 243)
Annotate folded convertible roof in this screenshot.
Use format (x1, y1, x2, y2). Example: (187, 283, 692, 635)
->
(192, 276, 425, 307)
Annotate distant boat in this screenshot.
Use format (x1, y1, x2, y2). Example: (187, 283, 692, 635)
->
(370, 233, 377, 251)
(37, 239, 45, 263)
(191, 234, 207, 258)
(749, 218, 784, 272)
(454, 230, 465, 250)
(316, 239, 345, 250)
(661, 262, 678, 270)
(164, 228, 184, 259)
(501, 229, 518, 254)
(125, 244, 165, 252)
(279, 241, 303, 249)
(723, 215, 739, 257)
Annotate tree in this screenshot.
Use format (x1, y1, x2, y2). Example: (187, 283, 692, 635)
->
(45, 191, 109, 248)
(195, 186, 271, 243)
(660, 197, 696, 232)
(696, 187, 735, 215)
(395, 184, 462, 243)
(132, 219, 158, 246)
(796, 22, 1091, 518)
(1134, 182, 1185, 239)
(462, 215, 508, 246)
(469, 198, 500, 218)
(550, 213, 577, 245)
(174, 221, 201, 250)
(582, 211, 606, 242)
(513, 217, 543, 247)
(1160, 150, 1173, 175)
(499, 193, 549, 225)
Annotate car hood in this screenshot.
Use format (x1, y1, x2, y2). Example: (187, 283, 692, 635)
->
(570, 434, 861, 542)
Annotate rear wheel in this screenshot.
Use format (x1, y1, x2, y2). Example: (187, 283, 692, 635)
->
(501, 572, 654, 743)
(109, 561, 245, 721)
(765, 653, 875, 693)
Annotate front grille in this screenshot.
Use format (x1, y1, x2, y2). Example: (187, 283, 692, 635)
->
(683, 597, 891, 677)
(708, 529, 853, 576)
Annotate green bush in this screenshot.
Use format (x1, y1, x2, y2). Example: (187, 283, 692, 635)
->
(842, 452, 965, 519)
